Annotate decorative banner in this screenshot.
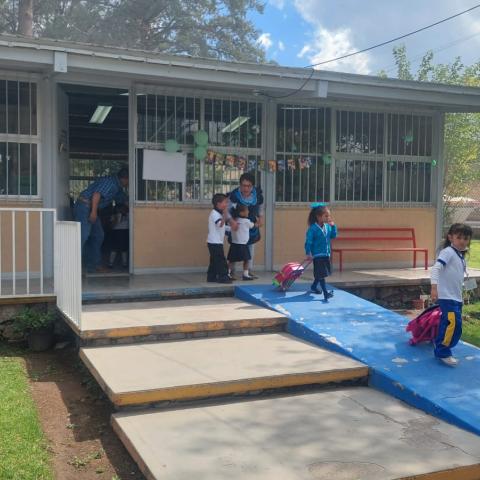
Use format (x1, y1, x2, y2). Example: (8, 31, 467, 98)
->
(165, 139, 180, 153)
(215, 152, 225, 165)
(259, 159, 265, 170)
(299, 156, 312, 170)
(247, 158, 257, 171)
(236, 155, 246, 170)
(225, 154, 236, 167)
(403, 133, 414, 144)
(194, 130, 209, 146)
(268, 160, 277, 172)
(431, 159, 437, 167)
(287, 158, 296, 171)
(206, 149, 216, 163)
(277, 159, 286, 172)
(194, 145, 207, 160)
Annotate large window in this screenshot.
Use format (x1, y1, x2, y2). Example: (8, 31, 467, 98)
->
(275, 104, 331, 202)
(0, 79, 39, 197)
(135, 93, 263, 202)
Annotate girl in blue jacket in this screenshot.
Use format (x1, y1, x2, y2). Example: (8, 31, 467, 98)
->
(305, 204, 337, 300)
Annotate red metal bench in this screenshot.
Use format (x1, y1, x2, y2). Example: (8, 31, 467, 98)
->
(331, 227, 428, 272)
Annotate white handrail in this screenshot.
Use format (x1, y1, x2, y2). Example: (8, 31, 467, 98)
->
(0, 207, 82, 329)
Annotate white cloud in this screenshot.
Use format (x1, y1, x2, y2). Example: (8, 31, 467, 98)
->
(278, 40, 285, 51)
(292, 0, 371, 74)
(257, 33, 273, 50)
(301, 27, 371, 74)
(269, 0, 285, 9)
(297, 45, 311, 58)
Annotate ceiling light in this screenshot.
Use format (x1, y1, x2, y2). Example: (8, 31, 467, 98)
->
(89, 105, 112, 124)
(221, 116, 249, 133)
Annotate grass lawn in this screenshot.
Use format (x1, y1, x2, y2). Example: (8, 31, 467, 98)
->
(469, 239, 480, 269)
(0, 343, 53, 480)
(463, 301, 480, 347)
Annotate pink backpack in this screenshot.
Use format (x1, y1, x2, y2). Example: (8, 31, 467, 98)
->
(406, 305, 441, 346)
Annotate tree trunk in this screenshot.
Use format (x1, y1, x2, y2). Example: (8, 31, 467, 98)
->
(18, 0, 34, 36)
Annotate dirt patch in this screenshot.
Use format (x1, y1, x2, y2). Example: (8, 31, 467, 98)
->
(25, 346, 144, 480)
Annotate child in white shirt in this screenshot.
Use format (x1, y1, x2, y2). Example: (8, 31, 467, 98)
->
(227, 204, 257, 281)
(207, 193, 231, 284)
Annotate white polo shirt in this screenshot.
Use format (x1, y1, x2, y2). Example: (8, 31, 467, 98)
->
(431, 246, 466, 303)
(231, 217, 254, 245)
(207, 209, 226, 244)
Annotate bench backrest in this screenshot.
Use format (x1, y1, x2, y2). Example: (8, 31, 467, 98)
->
(333, 227, 417, 247)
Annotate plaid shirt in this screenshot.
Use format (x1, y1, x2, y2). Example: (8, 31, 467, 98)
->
(79, 175, 125, 209)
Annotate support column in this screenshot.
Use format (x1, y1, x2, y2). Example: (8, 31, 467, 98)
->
(434, 112, 445, 253)
(263, 100, 276, 271)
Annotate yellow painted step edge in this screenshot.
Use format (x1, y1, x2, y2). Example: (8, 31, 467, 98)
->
(77, 353, 368, 406)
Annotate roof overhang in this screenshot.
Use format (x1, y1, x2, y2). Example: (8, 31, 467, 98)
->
(1, 34, 480, 112)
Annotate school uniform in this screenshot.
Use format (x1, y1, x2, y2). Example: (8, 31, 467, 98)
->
(207, 208, 229, 282)
(305, 222, 337, 280)
(227, 217, 254, 263)
(431, 246, 466, 358)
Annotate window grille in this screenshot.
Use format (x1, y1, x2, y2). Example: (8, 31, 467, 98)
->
(275, 104, 331, 202)
(135, 93, 263, 202)
(0, 79, 39, 198)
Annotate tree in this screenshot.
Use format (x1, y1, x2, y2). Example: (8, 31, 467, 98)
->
(17, 0, 33, 36)
(1, 0, 266, 63)
(380, 45, 480, 201)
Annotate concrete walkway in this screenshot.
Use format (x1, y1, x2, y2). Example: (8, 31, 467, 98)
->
(236, 283, 480, 436)
(113, 387, 480, 480)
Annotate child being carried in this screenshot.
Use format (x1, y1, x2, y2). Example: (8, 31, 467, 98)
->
(228, 204, 257, 281)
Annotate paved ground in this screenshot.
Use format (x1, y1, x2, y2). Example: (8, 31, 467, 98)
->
(81, 297, 285, 332)
(236, 282, 480, 436)
(113, 387, 480, 480)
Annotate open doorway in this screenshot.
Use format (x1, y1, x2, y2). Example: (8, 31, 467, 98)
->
(63, 85, 130, 274)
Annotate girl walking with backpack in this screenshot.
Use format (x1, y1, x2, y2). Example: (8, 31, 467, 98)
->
(430, 223, 474, 367)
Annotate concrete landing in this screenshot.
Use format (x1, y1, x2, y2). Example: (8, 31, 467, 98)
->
(80, 333, 367, 407)
(236, 284, 480, 436)
(112, 387, 480, 480)
(80, 298, 286, 340)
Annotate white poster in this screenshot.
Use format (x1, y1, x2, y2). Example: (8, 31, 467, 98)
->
(142, 150, 187, 183)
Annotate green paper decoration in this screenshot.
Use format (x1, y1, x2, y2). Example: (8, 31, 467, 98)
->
(194, 146, 207, 160)
(404, 134, 414, 143)
(165, 139, 179, 153)
(322, 154, 332, 165)
(194, 130, 209, 146)
(431, 159, 437, 167)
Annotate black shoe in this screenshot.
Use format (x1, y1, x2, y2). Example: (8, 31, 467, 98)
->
(217, 277, 232, 284)
(310, 288, 321, 294)
(242, 275, 254, 281)
(326, 290, 334, 299)
(248, 272, 259, 279)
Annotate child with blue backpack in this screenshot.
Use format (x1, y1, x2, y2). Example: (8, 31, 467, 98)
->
(305, 203, 337, 301)
(430, 223, 474, 367)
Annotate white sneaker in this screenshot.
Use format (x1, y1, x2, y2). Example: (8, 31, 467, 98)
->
(439, 356, 459, 367)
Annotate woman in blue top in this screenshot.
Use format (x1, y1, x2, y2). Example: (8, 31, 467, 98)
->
(305, 204, 337, 300)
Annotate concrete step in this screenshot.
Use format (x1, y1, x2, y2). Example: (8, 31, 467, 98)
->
(80, 333, 368, 408)
(79, 298, 287, 345)
(112, 387, 480, 480)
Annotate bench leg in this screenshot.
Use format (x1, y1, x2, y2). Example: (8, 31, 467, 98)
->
(424, 251, 428, 270)
(413, 250, 417, 269)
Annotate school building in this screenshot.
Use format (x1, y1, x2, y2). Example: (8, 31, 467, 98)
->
(1, 33, 480, 277)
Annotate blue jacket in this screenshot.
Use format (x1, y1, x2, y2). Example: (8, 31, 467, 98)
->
(305, 223, 337, 257)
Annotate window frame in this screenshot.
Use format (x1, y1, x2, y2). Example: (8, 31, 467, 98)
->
(0, 75, 41, 200)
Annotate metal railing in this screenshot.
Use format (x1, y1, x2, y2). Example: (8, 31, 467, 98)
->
(0, 207, 82, 329)
(54, 221, 82, 329)
(0, 208, 55, 296)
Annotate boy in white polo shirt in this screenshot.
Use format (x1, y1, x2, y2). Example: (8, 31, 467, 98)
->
(207, 193, 231, 284)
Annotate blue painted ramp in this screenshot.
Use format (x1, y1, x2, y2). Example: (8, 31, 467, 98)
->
(235, 283, 480, 436)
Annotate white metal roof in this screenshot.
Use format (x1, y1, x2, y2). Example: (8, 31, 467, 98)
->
(1, 34, 480, 112)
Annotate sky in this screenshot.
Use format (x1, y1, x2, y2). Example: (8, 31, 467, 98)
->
(249, 0, 480, 77)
